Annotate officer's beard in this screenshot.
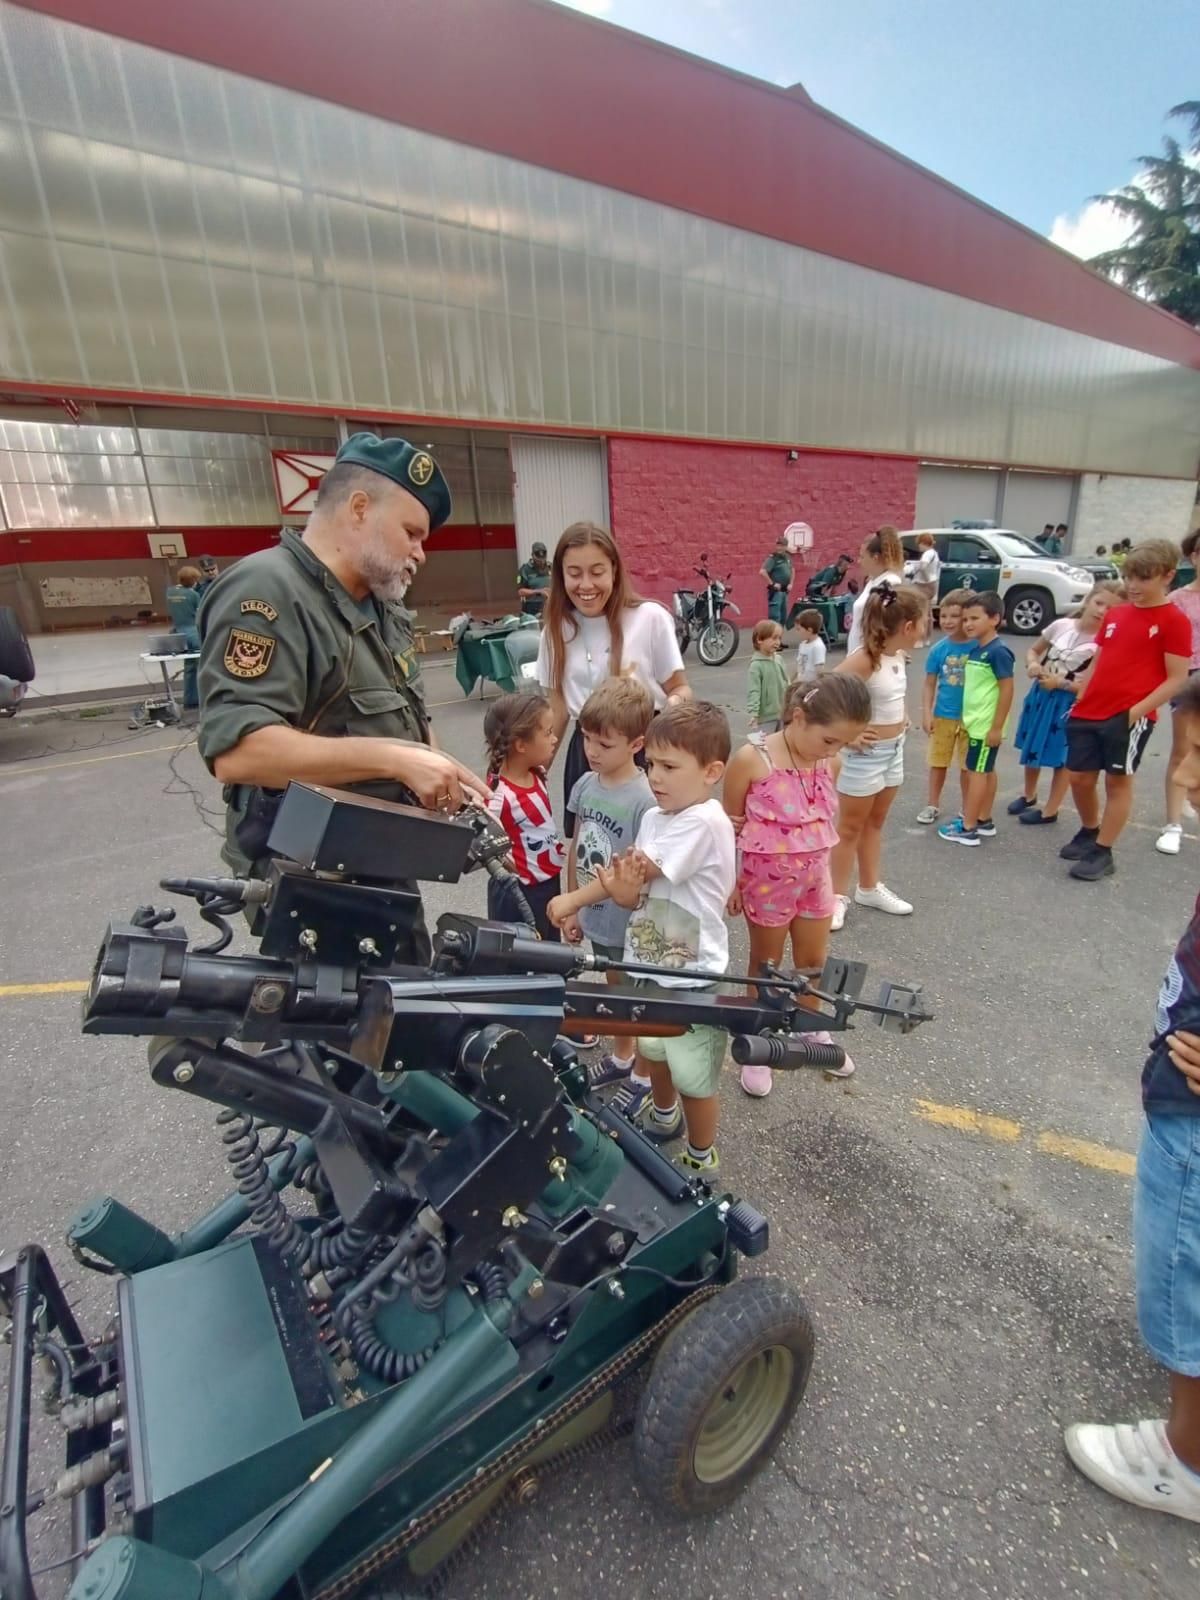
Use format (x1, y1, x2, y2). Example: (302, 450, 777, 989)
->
(359, 531, 416, 604)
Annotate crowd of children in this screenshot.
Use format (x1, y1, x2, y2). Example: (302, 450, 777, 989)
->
(475, 530, 1200, 1181)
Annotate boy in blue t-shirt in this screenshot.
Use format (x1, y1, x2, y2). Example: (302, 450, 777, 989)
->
(1065, 675, 1200, 1525)
(917, 588, 973, 825)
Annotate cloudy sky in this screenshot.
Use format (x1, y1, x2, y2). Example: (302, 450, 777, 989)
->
(554, 0, 1198, 260)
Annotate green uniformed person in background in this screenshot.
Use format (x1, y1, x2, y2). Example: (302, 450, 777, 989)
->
(194, 554, 219, 602)
(197, 432, 488, 964)
(164, 563, 202, 711)
(516, 541, 551, 615)
(759, 536, 794, 627)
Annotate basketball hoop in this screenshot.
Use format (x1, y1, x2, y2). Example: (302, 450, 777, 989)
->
(783, 521, 814, 559)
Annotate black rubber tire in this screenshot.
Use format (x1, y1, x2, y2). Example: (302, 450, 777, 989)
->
(633, 1277, 814, 1516)
(1004, 587, 1053, 637)
(675, 618, 691, 657)
(0, 607, 34, 682)
(696, 619, 739, 666)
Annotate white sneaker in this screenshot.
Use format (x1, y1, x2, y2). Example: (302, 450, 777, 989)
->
(1065, 1419, 1200, 1524)
(811, 1029, 855, 1077)
(916, 805, 939, 825)
(1156, 823, 1183, 856)
(854, 883, 913, 916)
(830, 894, 849, 932)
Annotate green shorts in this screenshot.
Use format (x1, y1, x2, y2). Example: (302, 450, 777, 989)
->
(635, 981, 727, 1100)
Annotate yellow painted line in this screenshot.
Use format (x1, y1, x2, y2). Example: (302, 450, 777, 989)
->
(0, 980, 89, 997)
(1035, 1131, 1136, 1177)
(0, 741, 185, 778)
(914, 1099, 1022, 1142)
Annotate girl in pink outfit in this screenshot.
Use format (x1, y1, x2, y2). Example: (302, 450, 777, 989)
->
(1160, 529, 1200, 855)
(723, 674, 871, 1097)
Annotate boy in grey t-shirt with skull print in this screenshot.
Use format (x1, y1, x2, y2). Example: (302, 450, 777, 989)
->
(556, 678, 655, 1102)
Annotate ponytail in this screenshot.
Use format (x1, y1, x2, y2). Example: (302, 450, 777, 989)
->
(861, 581, 927, 669)
(864, 524, 903, 574)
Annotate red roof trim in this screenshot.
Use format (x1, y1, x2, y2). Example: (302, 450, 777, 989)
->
(14, 0, 1200, 371)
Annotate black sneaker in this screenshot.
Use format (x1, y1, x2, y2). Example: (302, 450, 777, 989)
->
(1007, 796, 1035, 815)
(1018, 808, 1058, 825)
(610, 1079, 653, 1122)
(976, 818, 997, 837)
(587, 1053, 634, 1091)
(1069, 846, 1115, 881)
(1059, 827, 1100, 861)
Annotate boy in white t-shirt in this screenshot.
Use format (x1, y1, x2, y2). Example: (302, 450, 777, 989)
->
(550, 702, 736, 1172)
(793, 608, 828, 680)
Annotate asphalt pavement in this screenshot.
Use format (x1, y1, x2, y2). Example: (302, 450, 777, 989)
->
(2, 634, 1198, 1600)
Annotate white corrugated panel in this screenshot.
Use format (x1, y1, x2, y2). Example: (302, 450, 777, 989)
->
(1000, 471, 1076, 542)
(915, 465, 1001, 528)
(511, 437, 608, 563)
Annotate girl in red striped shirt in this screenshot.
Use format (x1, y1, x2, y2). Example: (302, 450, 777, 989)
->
(484, 690, 567, 941)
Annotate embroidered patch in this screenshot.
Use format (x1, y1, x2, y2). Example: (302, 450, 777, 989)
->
(408, 451, 435, 487)
(223, 627, 276, 679)
(395, 647, 417, 682)
(240, 598, 279, 622)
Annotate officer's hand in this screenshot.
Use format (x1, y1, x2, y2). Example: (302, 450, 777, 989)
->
(390, 746, 489, 810)
(1167, 1030, 1200, 1097)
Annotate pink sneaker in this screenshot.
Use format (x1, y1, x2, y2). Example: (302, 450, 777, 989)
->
(811, 1029, 856, 1078)
(740, 1061, 773, 1097)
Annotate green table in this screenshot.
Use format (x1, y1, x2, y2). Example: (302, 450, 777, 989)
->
(455, 619, 539, 697)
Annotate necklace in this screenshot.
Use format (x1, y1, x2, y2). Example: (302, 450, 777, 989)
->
(781, 728, 820, 808)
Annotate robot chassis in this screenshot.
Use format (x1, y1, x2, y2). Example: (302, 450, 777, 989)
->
(0, 785, 930, 1600)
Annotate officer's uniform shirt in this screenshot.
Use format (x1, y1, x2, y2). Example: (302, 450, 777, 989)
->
(197, 529, 429, 876)
(764, 552, 793, 590)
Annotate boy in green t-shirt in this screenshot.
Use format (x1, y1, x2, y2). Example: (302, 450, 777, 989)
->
(938, 591, 1014, 847)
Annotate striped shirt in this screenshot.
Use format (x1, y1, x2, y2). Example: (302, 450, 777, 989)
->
(486, 773, 565, 885)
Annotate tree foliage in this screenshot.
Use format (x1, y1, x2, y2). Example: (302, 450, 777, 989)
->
(1087, 104, 1200, 326)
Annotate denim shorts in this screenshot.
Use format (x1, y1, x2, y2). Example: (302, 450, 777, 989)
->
(1134, 1112, 1200, 1376)
(836, 734, 905, 798)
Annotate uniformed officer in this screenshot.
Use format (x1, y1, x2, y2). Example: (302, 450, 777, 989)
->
(759, 536, 794, 626)
(164, 563, 203, 710)
(516, 542, 551, 615)
(197, 432, 488, 961)
(194, 555, 219, 602)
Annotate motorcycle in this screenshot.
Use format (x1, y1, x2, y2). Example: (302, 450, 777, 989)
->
(672, 556, 741, 666)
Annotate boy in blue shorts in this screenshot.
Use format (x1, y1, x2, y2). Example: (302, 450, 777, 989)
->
(938, 591, 1014, 846)
(917, 587, 973, 825)
(1066, 675, 1200, 1524)
(552, 676, 656, 1102)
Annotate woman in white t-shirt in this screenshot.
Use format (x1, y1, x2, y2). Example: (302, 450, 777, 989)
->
(912, 533, 942, 616)
(845, 526, 906, 656)
(536, 522, 690, 834)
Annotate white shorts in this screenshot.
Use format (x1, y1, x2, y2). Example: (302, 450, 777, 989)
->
(837, 734, 905, 798)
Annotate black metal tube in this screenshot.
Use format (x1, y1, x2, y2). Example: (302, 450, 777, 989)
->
(590, 1104, 693, 1202)
(730, 1034, 845, 1071)
(0, 1249, 41, 1600)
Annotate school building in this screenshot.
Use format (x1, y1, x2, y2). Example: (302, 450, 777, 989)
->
(1, 0, 1199, 634)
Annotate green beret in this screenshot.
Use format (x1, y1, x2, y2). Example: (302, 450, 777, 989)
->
(334, 432, 452, 530)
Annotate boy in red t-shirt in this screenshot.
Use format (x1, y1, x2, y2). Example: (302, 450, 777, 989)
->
(1062, 539, 1190, 880)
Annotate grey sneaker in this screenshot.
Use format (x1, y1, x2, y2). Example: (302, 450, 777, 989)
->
(916, 804, 939, 825)
(637, 1101, 684, 1144)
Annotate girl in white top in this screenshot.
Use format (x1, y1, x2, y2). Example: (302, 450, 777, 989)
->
(845, 525, 906, 657)
(830, 583, 929, 927)
(536, 522, 690, 835)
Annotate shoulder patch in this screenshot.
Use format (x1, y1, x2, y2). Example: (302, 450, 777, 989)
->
(240, 598, 279, 622)
(224, 627, 276, 679)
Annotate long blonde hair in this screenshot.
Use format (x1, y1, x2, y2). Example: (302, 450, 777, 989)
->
(542, 523, 643, 694)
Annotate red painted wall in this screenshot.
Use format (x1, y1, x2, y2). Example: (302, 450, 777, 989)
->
(607, 440, 918, 619)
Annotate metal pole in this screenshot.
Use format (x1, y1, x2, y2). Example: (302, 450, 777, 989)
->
(469, 432, 493, 603)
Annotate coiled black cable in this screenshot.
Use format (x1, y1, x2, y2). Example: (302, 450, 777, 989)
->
(216, 1110, 374, 1270)
(345, 1260, 508, 1385)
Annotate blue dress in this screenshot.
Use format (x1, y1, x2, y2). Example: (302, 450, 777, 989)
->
(1014, 683, 1074, 768)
